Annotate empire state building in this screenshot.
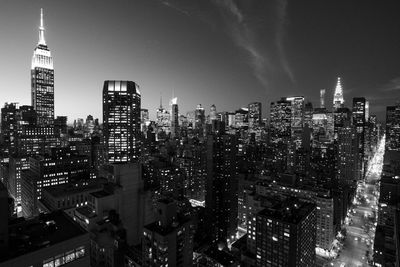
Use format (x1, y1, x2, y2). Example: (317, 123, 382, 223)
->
(31, 8, 54, 126)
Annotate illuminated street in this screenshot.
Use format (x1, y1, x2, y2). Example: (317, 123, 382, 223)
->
(329, 138, 385, 267)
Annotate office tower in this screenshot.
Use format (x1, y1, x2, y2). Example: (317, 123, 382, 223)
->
(334, 107, 351, 140)
(8, 157, 29, 205)
(304, 102, 313, 128)
(171, 97, 179, 138)
(156, 97, 170, 134)
(31, 9, 54, 127)
(337, 125, 358, 186)
(177, 141, 207, 205)
(195, 104, 206, 133)
(0, 182, 8, 253)
(103, 80, 141, 163)
(205, 133, 238, 245)
(255, 199, 316, 267)
(20, 150, 90, 217)
(142, 199, 193, 267)
(385, 104, 400, 151)
(333, 77, 344, 110)
(352, 97, 366, 178)
(54, 116, 67, 136)
(269, 98, 292, 172)
(368, 115, 378, 151)
(320, 89, 325, 108)
(140, 108, 150, 132)
(285, 96, 304, 172)
(374, 174, 400, 266)
(270, 98, 292, 144)
(209, 104, 217, 121)
(248, 102, 262, 128)
(0, 103, 18, 162)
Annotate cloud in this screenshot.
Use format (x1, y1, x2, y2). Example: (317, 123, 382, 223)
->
(275, 0, 295, 83)
(162, 1, 190, 16)
(157, 0, 295, 89)
(382, 76, 400, 91)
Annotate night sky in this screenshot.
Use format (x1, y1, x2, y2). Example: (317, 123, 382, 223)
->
(1, 0, 400, 122)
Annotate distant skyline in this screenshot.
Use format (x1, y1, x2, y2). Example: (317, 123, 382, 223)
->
(1, 0, 400, 122)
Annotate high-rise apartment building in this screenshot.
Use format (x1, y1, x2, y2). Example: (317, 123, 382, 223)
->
(255, 199, 316, 267)
(103, 80, 141, 163)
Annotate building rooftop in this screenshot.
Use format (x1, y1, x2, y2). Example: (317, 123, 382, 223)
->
(43, 179, 105, 198)
(257, 198, 316, 225)
(144, 215, 191, 236)
(0, 211, 87, 263)
(90, 190, 113, 198)
(75, 206, 96, 218)
(203, 247, 236, 266)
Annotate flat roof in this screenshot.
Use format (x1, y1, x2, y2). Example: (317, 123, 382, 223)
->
(43, 180, 104, 198)
(1, 211, 87, 263)
(90, 190, 112, 198)
(257, 198, 316, 225)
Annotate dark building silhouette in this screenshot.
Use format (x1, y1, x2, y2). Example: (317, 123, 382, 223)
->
(205, 133, 238, 245)
(255, 199, 316, 267)
(142, 198, 193, 267)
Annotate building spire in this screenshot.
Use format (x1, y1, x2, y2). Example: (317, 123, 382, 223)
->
(38, 8, 46, 45)
(160, 93, 163, 109)
(333, 77, 344, 109)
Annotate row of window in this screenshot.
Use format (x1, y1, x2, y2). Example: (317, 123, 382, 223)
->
(43, 246, 85, 267)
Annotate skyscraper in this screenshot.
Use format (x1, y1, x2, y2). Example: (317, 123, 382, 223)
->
(352, 97, 366, 178)
(270, 98, 292, 144)
(156, 96, 170, 134)
(205, 133, 238, 245)
(209, 104, 217, 122)
(103, 81, 141, 163)
(333, 77, 344, 110)
(385, 105, 400, 151)
(170, 97, 179, 138)
(31, 9, 54, 127)
(195, 104, 206, 134)
(248, 102, 262, 128)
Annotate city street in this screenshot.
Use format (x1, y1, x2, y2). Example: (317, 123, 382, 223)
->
(329, 138, 385, 267)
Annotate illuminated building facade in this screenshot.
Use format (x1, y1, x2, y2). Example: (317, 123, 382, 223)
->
(103, 80, 141, 163)
(333, 77, 344, 110)
(385, 104, 400, 151)
(31, 9, 54, 127)
(0, 103, 19, 162)
(270, 98, 292, 144)
(195, 104, 205, 133)
(352, 97, 366, 178)
(171, 97, 179, 138)
(248, 102, 262, 128)
(209, 104, 217, 122)
(156, 97, 170, 135)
